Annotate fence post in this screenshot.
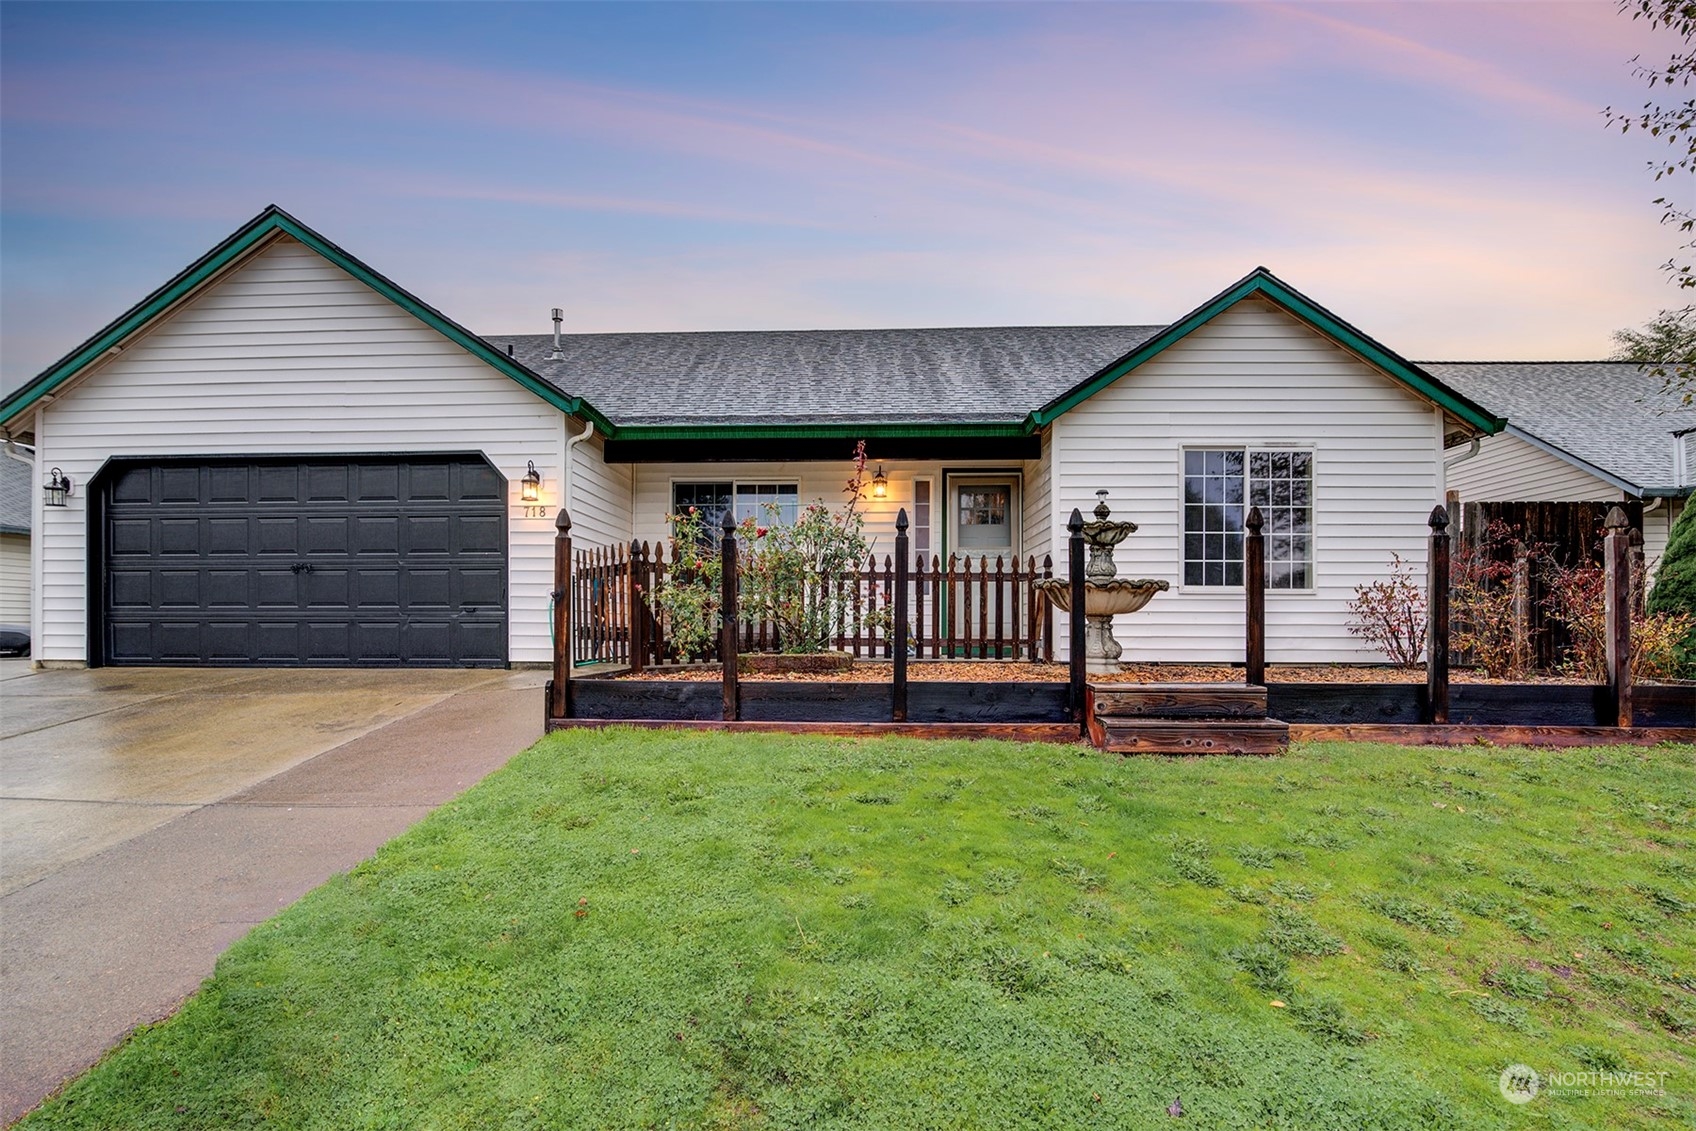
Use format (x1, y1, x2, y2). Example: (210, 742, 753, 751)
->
(1245, 505, 1266, 686)
(627, 540, 647, 675)
(1425, 505, 1450, 725)
(1068, 507, 1087, 731)
(1511, 541, 1530, 675)
(1041, 554, 1055, 661)
(548, 507, 572, 725)
(1605, 506, 1634, 728)
(894, 509, 910, 722)
(720, 511, 739, 722)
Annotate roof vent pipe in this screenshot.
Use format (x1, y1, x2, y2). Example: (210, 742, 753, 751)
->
(550, 308, 564, 360)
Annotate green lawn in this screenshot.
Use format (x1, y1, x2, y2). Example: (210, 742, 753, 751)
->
(24, 730, 1695, 1130)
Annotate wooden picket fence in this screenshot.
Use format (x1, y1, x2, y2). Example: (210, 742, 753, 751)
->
(570, 540, 1055, 669)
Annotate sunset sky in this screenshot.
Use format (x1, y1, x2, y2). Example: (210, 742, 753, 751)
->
(1, 1, 1687, 392)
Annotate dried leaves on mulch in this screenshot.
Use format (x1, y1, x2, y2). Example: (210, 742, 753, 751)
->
(611, 661, 1587, 684)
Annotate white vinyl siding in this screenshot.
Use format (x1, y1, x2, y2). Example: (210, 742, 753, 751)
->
(1446, 432, 1623, 503)
(1049, 295, 1443, 664)
(1022, 446, 1053, 565)
(31, 235, 575, 664)
(566, 425, 633, 550)
(1646, 498, 1682, 586)
(0, 532, 29, 633)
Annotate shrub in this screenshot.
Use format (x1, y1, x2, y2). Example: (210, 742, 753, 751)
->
(1449, 519, 1528, 678)
(652, 443, 877, 658)
(738, 445, 876, 653)
(650, 505, 742, 660)
(1646, 501, 1696, 676)
(1543, 552, 1696, 681)
(1345, 553, 1426, 667)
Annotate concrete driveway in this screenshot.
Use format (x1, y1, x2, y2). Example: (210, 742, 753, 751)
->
(0, 663, 544, 1124)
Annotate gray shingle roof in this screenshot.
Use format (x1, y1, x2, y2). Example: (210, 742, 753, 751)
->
(487, 323, 1690, 495)
(1, 455, 30, 534)
(486, 326, 1163, 426)
(1420, 362, 1695, 494)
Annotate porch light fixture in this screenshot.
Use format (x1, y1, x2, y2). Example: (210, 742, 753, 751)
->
(521, 461, 542, 504)
(44, 467, 73, 508)
(871, 465, 888, 498)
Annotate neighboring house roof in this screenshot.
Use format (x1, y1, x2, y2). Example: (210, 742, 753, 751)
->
(0, 456, 30, 535)
(0, 207, 1506, 443)
(1422, 361, 1696, 496)
(489, 326, 1164, 429)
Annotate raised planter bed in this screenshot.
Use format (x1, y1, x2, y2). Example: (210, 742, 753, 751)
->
(570, 679, 1070, 724)
(566, 674, 1693, 729)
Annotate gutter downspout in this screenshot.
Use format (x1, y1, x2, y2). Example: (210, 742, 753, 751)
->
(563, 418, 595, 517)
(2, 439, 34, 468)
(1439, 435, 1480, 510)
(1443, 436, 1481, 468)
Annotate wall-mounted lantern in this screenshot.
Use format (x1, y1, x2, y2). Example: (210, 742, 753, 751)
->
(871, 464, 888, 498)
(521, 460, 542, 504)
(44, 468, 73, 508)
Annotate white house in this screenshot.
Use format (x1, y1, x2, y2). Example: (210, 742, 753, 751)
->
(1, 205, 1525, 670)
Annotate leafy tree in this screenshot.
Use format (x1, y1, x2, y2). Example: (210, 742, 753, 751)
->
(1645, 500, 1696, 673)
(1608, 0, 1696, 405)
(1613, 307, 1696, 406)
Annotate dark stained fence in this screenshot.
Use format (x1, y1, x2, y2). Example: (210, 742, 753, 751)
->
(571, 542, 1055, 666)
(1454, 500, 1645, 672)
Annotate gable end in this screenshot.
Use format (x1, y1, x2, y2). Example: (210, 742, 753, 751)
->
(1025, 268, 1504, 438)
(0, 205, 616, 434)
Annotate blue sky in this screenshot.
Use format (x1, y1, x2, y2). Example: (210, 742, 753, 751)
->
(0, 1, 1684, 392)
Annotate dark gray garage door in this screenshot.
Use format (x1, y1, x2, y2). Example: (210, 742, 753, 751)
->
(100, 456, 507, 667)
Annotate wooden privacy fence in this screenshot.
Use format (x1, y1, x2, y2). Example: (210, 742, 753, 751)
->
(1455, 500, 1646, 672)
(568, 538, 1055, 670)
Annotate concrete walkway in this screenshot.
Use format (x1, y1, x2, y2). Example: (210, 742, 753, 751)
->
(0, 664, 545, 1125)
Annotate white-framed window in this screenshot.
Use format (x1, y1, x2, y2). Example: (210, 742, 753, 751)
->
(1182, 449, 1312, 589)
(732, 482, 799, 525)
(911, 477, 934, 563)
(671, 481, 799, 539)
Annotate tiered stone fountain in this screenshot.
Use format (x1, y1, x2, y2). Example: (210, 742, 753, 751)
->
(1037, 491, 1169, 675)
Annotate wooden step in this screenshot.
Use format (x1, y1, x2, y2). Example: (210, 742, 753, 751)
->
(1091, 717, 1289, 756)
(1090, 683, 1267, 719)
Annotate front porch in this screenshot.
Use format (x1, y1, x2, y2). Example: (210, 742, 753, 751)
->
(543, 506, 1696, 751)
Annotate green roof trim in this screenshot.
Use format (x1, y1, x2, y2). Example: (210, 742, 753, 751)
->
(2, 223, 1502, 447)
(0, 205, 618, 435)
(1023, 267, 1506, 435)
(609, 421, 1030, 442)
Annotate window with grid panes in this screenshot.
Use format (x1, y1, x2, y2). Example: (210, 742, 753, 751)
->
(912, 479, 933, 563)
(672, 481, 798, 548)
(1182, 449, 1312, 589)
(672, 482, 733, 535)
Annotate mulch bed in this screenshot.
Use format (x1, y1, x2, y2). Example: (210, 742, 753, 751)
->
(610, 661, 1590, 684)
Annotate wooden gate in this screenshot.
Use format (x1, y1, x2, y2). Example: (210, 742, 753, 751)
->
(1454, 500, 1645, 671)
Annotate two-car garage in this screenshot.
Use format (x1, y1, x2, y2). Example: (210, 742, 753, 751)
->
(95, 455, 508, 667)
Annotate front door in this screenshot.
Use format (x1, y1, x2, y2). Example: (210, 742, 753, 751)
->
(948, 476, 1020, 563)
